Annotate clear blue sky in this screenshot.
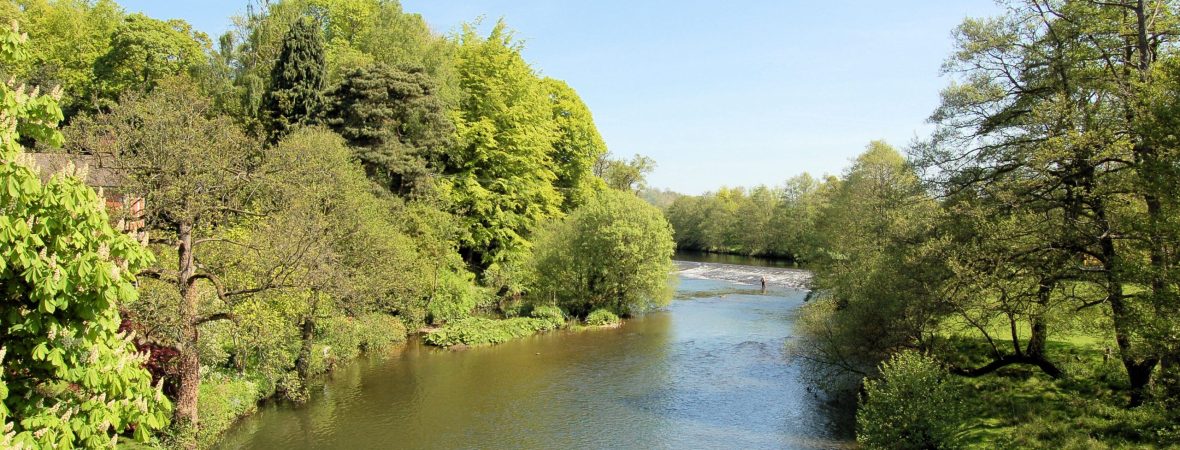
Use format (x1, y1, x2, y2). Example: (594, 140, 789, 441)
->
(118, 0, 1000, 195)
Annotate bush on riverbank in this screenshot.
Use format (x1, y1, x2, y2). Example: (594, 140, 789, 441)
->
(585, 309, 621, 327)
(530, 189, 676, 318)
(529, 304, 567, 326)
(424, 316, 563, 347)
(857, 350, 966, 449)
(196, 374, 267, 448)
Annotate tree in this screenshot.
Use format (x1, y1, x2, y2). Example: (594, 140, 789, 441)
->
(0, 24, 170, 448)
(916, 0, 1180, 403)
(530, 189, 675, 317)
(445, 21, 561, 270)
(794, 142, 946, 385)
(260, 128, 431, 391)
(93, 14, 208, 107)
(261, 16, 326, 142)
(67, 77, 292, 443)
(542, 78, 608, 211)
(0, 0, 123, 119)
(598, 153, 656, 194)
(325, 62, 452, 196)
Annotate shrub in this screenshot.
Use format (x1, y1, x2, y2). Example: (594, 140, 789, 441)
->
(427, 270, 485, 324)
(355, 313, 409, 351)
(424, 317, 562, 347)
(197, 374, 265, 447)
(318, 316, 362, 363)
(585, 309, 621, 327)
(857, 350, 966, 450)
(530, 304, 567, 328)
(530, 189, 675, 317)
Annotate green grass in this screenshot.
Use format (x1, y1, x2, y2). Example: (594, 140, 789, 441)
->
(928, 335, 1179, 449)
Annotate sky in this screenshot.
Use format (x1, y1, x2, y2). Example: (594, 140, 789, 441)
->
(117, 0, 1001, 195)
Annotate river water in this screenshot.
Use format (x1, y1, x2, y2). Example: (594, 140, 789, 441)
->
(216, 260, 853, 449)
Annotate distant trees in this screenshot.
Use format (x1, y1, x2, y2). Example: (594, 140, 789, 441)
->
(598, 153, 656, 194)
(530, 190, 675, 317)
(664, 173, 831, 261)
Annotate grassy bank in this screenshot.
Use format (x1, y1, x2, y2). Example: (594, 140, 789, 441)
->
(191, 313, 408, 448)
(423, 306, 623, 347)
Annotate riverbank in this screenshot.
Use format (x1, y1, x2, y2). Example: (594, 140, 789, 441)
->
(215, 267, 853, 449)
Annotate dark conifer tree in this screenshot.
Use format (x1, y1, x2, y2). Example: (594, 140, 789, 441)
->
(261, 17, 326, 143)
(325, 63, 452, 196)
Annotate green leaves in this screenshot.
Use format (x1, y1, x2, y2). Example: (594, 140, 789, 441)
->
(0, 23, 170, 448)
(530, 189, 675, 318)
(445, 21, 563, 269)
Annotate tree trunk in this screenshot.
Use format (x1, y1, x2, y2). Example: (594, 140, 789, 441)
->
(1025, 280, 1053, 360)
(173, 222, 201, 448)
(1105, 233, 1159, 406)
(295, 294, 318, 383)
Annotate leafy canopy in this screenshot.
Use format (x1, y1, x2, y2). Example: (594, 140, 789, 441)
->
(0, 24, 170, 449)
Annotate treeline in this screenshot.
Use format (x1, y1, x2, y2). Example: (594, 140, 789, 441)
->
(0, 1, 671, 448)
(663, 173, 837, 261)
(781, 1, 1180, 448)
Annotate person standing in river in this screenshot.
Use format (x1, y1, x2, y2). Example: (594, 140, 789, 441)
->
(760, 276, 767, 292)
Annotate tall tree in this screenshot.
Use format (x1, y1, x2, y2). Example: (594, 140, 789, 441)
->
(542, 78, 608, 211)
(325, 62, 452, 196)
(67, 78, 297, 443)
(261, 16, 326, 142)
(445, 21, 561, 271)
(916, 0, 1180, 403)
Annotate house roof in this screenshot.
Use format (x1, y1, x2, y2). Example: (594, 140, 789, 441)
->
(24, 152, 127, 188)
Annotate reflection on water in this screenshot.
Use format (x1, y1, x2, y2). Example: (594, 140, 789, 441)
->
(216, 268, 853, 450)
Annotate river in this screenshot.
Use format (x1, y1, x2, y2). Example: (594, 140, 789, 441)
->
(215, 259, 854, 449)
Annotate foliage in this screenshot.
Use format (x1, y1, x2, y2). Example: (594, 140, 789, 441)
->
(325, 62, 453, 196)
(426, 269, 484, 324)
(584, 309, 620, 327)
(0, 0, 123, 118)
(857, 351, 967, 450)
(354, 313, 408, 351)
(530, 189, 675, 317)
(0, 24, 170, 448)
(529, 304, 566, 327)
(261, 16, 326, 142)
(195, 374, 263, 448)
(424, 317, 563, 347)
(445, 21, 561, 269)
(542, 78, 607, 210)
(93, 13, 208, 106)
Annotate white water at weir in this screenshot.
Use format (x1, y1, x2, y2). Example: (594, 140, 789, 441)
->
(674, 261, 812, 290)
